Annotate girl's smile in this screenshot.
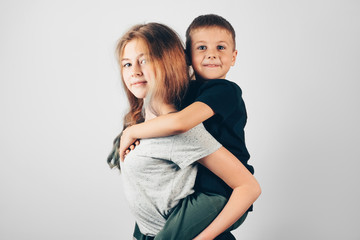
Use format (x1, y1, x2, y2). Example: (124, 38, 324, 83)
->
(121, 39, 155, 99)
(131, 80, 147, 86)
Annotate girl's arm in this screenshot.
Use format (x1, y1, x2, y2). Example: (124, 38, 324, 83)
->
(120, 101, 214, 160)
(194, 147, 261, 240)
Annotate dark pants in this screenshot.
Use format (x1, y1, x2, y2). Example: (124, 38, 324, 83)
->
(133, 192, 248, 240)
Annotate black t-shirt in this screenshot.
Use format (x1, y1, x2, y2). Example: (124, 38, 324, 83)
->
(181, 79, 254, 211)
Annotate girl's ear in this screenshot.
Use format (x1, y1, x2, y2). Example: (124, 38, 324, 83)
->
(231, 50, 238, 66)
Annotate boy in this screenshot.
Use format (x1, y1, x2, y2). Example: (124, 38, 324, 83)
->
(120, 14, 255, 240)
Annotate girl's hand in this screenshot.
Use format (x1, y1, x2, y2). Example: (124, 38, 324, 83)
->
(120, 127, 139, 161)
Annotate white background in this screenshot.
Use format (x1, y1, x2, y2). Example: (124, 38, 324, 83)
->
(1, 0, 359, 239)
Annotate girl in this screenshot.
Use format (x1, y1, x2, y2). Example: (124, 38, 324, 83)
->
(108, 23, 260, 240)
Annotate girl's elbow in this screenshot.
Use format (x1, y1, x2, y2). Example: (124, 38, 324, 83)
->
(255, 183, 262, 198)
(252, 181, 262, 199)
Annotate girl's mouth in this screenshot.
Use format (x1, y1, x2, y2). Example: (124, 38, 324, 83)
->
(132, 81, 147, 86)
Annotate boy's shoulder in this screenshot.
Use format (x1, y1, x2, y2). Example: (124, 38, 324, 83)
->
(181, 78, 244, 110)
(183, 78, 246, 116)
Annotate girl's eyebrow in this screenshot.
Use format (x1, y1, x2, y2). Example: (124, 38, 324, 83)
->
(121, 53, 146, 62)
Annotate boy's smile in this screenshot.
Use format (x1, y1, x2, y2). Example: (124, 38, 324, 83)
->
(190, 27, 237, 80)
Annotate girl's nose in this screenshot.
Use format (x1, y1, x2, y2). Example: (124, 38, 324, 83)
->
(131, 64, 142, 77)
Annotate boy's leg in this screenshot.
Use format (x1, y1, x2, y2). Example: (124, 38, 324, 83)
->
(215, 232, 236, 240)
(155, 192, 247, 240)
(133, 192, 248, 240)
(154, 191, 226, 240)
(132, 213, 247, 240)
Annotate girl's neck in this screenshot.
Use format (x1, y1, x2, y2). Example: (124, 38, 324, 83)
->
(144, 103, 176, 121)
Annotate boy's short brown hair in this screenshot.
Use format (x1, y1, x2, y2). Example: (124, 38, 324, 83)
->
(185, 14, 236, 56)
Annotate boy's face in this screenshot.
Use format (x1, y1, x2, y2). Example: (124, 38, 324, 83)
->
(190, 27, 237, 80)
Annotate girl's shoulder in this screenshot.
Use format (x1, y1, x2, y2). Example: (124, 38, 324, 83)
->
(173, 123, 218, 148)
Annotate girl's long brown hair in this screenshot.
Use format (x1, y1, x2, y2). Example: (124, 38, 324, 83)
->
(108, 23, 189, 169)
(117, 23, 189, 128)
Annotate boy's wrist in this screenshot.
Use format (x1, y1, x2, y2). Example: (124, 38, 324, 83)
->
(129, 124, 139, 139)
(125, 125, 134, 139)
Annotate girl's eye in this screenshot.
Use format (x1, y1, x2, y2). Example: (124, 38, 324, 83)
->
(140, 59, 147, 65)
(217, 45, 225, 50)
(123, 63, 131, 68)
(197, 45, 207, 50)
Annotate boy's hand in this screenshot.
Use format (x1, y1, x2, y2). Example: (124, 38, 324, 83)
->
(121, 140, 140, 160)
(120, 127, 140, 161)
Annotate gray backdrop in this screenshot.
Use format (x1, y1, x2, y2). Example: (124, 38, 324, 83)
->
(1, 0, 359, 239)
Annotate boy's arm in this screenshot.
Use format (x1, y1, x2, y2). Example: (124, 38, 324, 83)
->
(120, 101, 214, 161)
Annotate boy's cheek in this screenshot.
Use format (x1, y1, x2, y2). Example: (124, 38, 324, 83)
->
(191, 55, 202, 66)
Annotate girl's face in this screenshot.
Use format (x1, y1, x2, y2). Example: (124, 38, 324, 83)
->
(121, 38, 155, 99)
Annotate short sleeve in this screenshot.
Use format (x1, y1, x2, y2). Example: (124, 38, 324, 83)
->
(132, 137, 173, 161)
(170, 124, 222, 168)
(195, 79, 245, 119)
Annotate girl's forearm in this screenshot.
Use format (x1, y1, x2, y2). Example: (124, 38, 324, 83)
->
(194, 185, 261, 240)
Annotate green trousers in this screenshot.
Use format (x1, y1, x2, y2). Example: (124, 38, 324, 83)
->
(133, 192, 248, 240)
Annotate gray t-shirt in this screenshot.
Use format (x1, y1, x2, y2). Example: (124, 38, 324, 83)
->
(120, 123, 221, 236)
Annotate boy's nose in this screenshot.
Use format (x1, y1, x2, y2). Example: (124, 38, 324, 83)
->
(206, 50, 217, 59)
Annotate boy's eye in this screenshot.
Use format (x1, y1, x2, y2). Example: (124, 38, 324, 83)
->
(197, 45, 207, 50)
(217, 45, 225, 50)
(140, 59, 147, 65)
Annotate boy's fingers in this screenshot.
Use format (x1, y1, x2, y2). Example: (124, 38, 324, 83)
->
(120, 140, 139, 161)
(120, 149, 130, 162)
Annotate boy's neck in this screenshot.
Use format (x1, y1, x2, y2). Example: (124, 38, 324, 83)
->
(195, 73, 227, 81)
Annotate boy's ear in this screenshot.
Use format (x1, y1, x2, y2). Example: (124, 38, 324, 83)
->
(231, 50, 238, 66)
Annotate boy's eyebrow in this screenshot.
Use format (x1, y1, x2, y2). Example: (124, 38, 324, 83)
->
(193, 40, 230, 45)
(217, 41, 230, 45)
(193, 40, 207, 44)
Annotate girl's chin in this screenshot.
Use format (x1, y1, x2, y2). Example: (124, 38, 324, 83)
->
(131, 92, 147, 99)
(134, 95, 146, 99)
(129, 88, 148, 99)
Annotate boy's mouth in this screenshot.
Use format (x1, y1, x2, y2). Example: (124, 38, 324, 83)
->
(203, 64, 220, 68)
